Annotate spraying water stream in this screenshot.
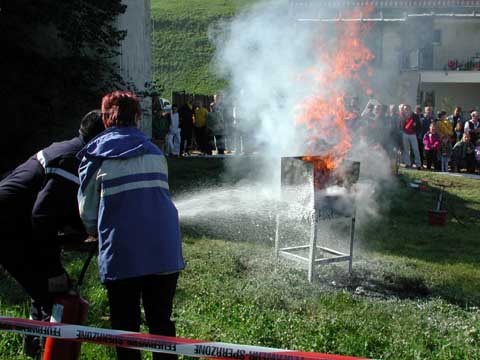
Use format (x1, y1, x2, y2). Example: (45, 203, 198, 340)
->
(175, 183, 280, 220)
(174, 182, 282, 243)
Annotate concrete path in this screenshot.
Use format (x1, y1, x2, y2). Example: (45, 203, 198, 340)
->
(438, 172, 480, 180)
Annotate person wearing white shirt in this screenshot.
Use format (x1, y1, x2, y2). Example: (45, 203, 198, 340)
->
(464, 111, 480, 144)
(166, 105, 181, 156)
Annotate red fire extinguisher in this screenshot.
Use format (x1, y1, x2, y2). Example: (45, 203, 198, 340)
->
(43, 242, 97, 360)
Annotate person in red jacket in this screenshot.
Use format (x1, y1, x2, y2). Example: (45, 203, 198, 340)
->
(400, 104, 422, 169)
(423, 123, 441, 170)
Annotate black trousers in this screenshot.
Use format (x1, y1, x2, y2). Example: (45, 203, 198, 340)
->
(207, 135, 225, 154)
(466, 154, 476, 173)
(105, 273, 180, 360)
(0, 217, 53, 310)
(417, 138, 425, 165)
(194, 127, 208, 153)
(180, 127, 193, 154)
(425, 149, 438, 170)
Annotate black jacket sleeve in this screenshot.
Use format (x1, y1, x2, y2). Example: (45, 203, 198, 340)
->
(30, 154, 86, 277)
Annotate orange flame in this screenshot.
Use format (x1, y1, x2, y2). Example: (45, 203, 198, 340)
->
(301, 155, 337, 189)
(296, 6, 375, 169)
(302, 155, 336, 172)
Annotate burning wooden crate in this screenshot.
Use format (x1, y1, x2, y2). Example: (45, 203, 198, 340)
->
(274, 156, 360, 282)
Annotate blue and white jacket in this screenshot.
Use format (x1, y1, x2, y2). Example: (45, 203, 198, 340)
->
(77, 126, 184, 283)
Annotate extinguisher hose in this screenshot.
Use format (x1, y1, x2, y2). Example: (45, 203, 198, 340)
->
(76, 242, 97, 290)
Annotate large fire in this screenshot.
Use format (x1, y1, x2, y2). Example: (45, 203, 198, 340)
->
(296, 6, 375, 170)
(303, 154, 337, 189)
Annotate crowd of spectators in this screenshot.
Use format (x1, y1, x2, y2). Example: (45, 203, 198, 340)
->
(153, 93, 480, 174)
(153, 94, 241, 157)
(153, 91, 268, 157)
(351, 100, 480, 174)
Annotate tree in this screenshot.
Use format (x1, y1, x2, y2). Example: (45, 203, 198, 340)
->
(0, 0, 126, 172)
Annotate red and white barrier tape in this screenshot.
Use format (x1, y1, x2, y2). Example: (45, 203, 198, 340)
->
(0, 316, 369, 360)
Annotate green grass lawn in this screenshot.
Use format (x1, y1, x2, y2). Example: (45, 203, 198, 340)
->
(151, 0, 258, 98)
(1, 158, 479, 359)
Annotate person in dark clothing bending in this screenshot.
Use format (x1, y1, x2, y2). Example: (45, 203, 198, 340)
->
(0, 110, 104, 357)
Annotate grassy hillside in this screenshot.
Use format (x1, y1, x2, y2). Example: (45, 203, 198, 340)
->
(151, 0, 258, 99)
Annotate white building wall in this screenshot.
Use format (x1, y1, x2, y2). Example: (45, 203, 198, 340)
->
(372, 24, 407, 104)
(420, 83, 480, 112)
(376, 19, 480, 108)
(369, 24, 420, 106)
(433, 19, 480, 71)
(117, 0, 153, 137)
(381, 24, 403, 71)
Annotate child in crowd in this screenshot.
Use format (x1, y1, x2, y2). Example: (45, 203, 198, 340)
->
(439, 136, 452, 172)
(452, 132, 476, 173)
(454, 122, 464, 143)
(423, 123, 440, 170)
(436, 110, 453, 139)
(166, 104, 181, 156)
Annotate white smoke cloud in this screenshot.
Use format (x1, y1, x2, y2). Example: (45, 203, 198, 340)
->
(186, 1, 398, 246)
(211, 1, 321, 159)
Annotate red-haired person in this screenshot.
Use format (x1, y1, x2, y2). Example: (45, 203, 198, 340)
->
(77, 91, 184, 360)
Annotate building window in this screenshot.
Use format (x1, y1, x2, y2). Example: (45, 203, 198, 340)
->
(425, 91, 435, 108)
(433, 29, 441, 45)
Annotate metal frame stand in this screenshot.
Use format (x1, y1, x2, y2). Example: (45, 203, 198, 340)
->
(274, 206, 356, 283)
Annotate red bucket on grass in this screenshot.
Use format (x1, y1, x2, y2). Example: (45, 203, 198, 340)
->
(419, 179, 428, 191)
(428, 209, 448, 226)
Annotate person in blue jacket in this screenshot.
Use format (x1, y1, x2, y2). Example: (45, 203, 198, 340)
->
(0, 110, 105, 357)
(77, 90, 184, 360)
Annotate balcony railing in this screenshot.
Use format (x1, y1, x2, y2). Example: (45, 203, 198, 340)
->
(401, 49, 480, 71)
(444, 55, 480, 71)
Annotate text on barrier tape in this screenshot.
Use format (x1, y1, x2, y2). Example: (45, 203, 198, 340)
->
(0, 316, 370, 360)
